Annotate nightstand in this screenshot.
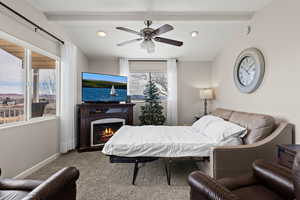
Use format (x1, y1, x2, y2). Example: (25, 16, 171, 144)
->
(277, 144, 300, 169)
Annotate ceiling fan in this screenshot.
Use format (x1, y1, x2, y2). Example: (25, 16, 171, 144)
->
(116, 20, 183, 53)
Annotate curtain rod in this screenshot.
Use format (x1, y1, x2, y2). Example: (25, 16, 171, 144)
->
(0, 2, 65, 45)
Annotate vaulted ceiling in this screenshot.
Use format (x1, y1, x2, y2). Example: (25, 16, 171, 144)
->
(27, 0, 273, 61)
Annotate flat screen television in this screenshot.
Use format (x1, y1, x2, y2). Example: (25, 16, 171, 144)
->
(82, 72, 128, 103)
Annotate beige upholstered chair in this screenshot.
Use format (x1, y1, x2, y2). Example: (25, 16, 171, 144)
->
(209, 108, 294, 179)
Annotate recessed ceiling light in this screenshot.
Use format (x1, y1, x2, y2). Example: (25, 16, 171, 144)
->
(191, 31, 199, 37)
(97, 31, 106, 37)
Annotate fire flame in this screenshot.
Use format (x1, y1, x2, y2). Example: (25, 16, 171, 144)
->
(102, 128, 114, 138)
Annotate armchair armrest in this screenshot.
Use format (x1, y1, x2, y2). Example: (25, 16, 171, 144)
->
(23, 167, 79, 200)
(210, 122, 294, 179)
(188, 171, 240, 200)
(0, 179, 42, 191)
(253, 160, 294, 199)
(0, 166, 42, 191)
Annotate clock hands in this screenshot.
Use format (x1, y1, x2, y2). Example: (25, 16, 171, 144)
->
(245, 63, 256, 74)
(249, 64, 256, 72)
(239, 61, 256, 86)
(241, 68, 250, 75)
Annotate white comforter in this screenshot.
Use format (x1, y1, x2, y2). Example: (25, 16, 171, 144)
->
(102, 125, 240, 158)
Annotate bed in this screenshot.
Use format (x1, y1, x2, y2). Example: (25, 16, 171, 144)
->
(102, 120, 245, 185)
(102, 125, 241, 157)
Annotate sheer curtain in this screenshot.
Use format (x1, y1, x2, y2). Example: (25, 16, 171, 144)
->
(119, 58, 129, 94)
(119, 57, 129, 76)
(60, 42, 77, 153)
(167, 59, 178, 125)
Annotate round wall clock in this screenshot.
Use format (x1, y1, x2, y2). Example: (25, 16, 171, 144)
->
(234, 48, 265, 93)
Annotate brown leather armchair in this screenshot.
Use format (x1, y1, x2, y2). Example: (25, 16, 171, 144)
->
(0, 167, 79, 200)
(188, 152, 300, 200)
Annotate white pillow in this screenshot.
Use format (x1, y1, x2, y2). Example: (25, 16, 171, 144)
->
(192, 115, 224, 133)
(203, 120, 247, 143)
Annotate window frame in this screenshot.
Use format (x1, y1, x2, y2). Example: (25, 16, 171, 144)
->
(0, 31, 60, 128)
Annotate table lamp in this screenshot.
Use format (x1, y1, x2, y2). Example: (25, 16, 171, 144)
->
(199, 88, 214, 115)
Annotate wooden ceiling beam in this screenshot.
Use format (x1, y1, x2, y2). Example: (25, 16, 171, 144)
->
(0, 40, 56, 69)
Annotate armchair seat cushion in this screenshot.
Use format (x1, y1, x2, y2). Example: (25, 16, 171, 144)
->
(0, 190, 29, 200)
(233, 185, 284, 200)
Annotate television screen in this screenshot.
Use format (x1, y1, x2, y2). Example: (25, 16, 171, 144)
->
(82, 72, 127, 103)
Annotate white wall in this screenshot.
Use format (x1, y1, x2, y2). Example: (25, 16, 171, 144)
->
(212, 0, 300, 142)
(87, 59, 212, 125)
(178, 61, 212, 125)
(0, 0, 66, 56)
(0, 0, 88, 177)
(0, 119, 58, 177)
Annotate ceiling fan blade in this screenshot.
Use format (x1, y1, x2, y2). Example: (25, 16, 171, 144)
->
(116, 27, 141, 36)
(117, 38, 143, 46)
(154, 37, 183, 46)
(153, 24, 174, 36)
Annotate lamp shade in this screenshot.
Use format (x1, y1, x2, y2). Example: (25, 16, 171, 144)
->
(199, 88, 214, 100)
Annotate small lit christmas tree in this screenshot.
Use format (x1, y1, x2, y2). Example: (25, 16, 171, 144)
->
(139, 77, 166, 125)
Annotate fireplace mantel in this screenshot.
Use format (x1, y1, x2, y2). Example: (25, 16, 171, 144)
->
(77, 103, 135, 152)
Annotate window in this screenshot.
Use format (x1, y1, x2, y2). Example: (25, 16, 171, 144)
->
(0, 35, 59, 126)
(0, 39, 25, 125)
(128, 61, 168, 125)
(128, 61, 168, 101)
(31, 52, 57, 118)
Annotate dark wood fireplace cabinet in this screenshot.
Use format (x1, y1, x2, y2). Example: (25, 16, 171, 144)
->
(77, 103, 135, 152)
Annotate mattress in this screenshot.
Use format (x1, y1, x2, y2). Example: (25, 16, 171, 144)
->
(102, 125, 241, 158)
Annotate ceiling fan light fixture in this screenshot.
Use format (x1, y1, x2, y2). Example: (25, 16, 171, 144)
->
(147, 45, 155, 53)
(116, 20, 183, 52)
(140, 39, 155, 53)
(140, 40, 147, 49)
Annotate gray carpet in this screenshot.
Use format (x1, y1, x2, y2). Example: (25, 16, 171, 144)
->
(28, 151, 200, 200)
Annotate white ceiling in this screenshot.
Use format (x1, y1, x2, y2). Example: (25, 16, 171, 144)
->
(62, 21, 246, 61)
(27, 0, 272, 12)
(27, 0, 273, 61)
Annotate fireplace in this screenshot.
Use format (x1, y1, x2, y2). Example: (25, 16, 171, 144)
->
(91, 118, 125, 146)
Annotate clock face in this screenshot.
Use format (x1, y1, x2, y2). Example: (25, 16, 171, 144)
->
(233, 48, 265, 93)
(238, 56, 257, 86)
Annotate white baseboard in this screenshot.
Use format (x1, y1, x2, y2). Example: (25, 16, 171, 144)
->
(14, 153, 60, 179)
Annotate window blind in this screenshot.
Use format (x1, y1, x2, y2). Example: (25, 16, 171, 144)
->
(129, 60, 167, 73)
